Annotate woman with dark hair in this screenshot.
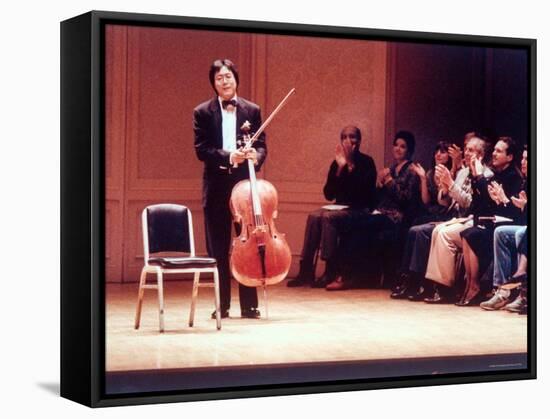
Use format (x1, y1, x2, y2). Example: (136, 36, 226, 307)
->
(374, 131, 419, 221)
(391, 141, 454, 300)
(410, 141, 453, 220)
(324, 130, 422, 290)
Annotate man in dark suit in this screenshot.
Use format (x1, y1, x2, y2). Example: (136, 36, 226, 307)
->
(193, 58, 266, 319)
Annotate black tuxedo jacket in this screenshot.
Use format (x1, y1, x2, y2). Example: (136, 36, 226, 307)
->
(193, 97, 267, 170)
(193, 97, 267, 208)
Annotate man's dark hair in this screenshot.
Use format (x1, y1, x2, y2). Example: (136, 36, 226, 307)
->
(393, 130, 416, 159)
(209, 59, 239, 93)
(497, 136, 519, 166)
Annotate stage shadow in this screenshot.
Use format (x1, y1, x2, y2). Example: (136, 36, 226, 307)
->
(37, 382, 60, 396)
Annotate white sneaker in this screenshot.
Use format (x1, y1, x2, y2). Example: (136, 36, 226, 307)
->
(480, 288, 510, 311)
(504, 294, 527, 313)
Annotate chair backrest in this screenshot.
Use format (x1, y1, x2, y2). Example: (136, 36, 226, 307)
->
(142, 204, 195, 262)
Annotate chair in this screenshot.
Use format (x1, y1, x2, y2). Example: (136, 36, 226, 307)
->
(134, 204, 221, 332)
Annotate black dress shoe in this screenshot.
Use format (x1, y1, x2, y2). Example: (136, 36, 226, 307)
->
(312, 261, 337, 288)
(424, 291, 451, 304)
(211, 309, 229, 319)
(241, 308, 261, 319)
(311, 275, 333, 288)
(408, 288, 433, 301)
(390, 287, 410, 299)
(390, 272, 414, 298)
(455, 292, 484, 307)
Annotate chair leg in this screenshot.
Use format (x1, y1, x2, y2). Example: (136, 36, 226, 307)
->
(134, 268, 147, 329)
(213, 269, 221, 330)
(156, 268, 165, 333)
(189, 272, 200, 327)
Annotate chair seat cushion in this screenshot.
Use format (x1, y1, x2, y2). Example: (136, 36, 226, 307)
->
(148, 256, 217, 269)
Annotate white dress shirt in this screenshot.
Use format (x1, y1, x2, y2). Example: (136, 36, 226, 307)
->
(218, 96, 237, 153)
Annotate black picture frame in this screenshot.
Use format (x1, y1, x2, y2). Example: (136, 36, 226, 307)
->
(61, 10, 536, 407)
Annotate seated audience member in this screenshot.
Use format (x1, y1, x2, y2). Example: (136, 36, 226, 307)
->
(458, 137, 523, 306)
(448, 131, 478, 177)
(480, 146, 528, 312)
(411, 141, 453, 223)
(391, 140, 454, 300)
(287, 125, 377, 287)
(423, 135, 493, 303)
(325, 130, 421, 290)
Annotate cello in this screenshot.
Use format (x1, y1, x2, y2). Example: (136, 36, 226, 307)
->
(229, 89, 296, 317)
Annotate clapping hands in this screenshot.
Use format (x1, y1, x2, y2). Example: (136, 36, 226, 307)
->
(511, 190, 528, 210)
(377, 167, 391, 188)
(409, 162, 427, 179)
(335, 143, 347, 168)
(469, 156, 483, 177)
(487, 181, 508, 205)
(448, 144, 462, 172)
(435, 164, 453, 191)
(335, 143, 354, 172)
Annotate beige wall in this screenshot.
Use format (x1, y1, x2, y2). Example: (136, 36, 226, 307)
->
(105, 24, 388, 282)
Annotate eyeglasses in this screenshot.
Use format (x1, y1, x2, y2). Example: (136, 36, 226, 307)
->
(215, 73, 234, 82)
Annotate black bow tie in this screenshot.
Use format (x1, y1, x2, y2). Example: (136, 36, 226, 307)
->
(222, 99, 237, 109)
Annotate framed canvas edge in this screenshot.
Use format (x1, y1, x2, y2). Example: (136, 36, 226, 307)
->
(60, 11, 94, 407)
(60, 10, 537, 408)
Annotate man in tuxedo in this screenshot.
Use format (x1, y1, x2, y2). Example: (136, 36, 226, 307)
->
(193, 59, 266, 319)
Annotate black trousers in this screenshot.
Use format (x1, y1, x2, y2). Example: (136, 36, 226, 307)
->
(203, 180, 257, 312)
(332, 211, 400, 283)
(299, 208, 353, 273)
(460, 225, 494, 276)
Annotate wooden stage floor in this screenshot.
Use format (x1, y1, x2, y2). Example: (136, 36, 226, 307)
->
(106, 279, 527, 373)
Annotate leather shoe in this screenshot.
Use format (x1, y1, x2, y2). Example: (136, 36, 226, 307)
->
(312, 262, 337, 288)
(390, 273, 412, 298)
(311, 275, 333, 288)
(408, 288, 433, 301)
(325, 276, 348, 291)
(455, 292, 484, 307)
(390, 286, 410, 299)
(211, 309, 229, 319)
(424, 291, 451, 304)
(241, 308, 261, 319)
